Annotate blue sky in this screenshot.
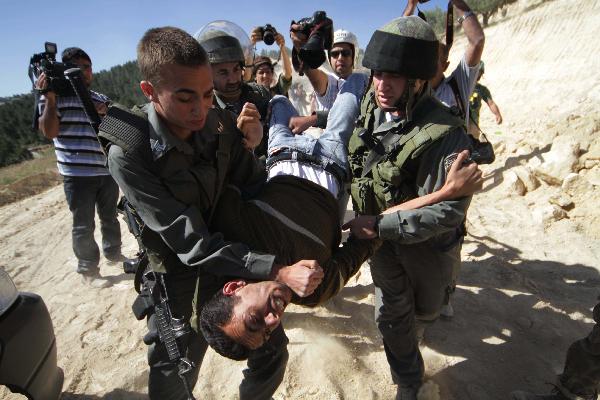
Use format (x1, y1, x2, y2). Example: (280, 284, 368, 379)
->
(1, 0, 446, 97)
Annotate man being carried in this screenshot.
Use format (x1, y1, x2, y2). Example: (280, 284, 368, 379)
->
(199, 71, 482, 360)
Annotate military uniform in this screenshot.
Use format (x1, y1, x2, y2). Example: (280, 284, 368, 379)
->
(213, 81, 272, 159)
(349, 88, 473, 387)
(98, 103, 288, 400)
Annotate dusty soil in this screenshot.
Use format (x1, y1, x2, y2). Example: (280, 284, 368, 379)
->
(2, 0, 600, 398)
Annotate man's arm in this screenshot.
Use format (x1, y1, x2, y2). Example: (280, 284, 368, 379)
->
(344, 131, 475, 242)
(403, 0, 419, 16)
(276, 33, 292, 82)
(485, 98, 503, 124)
(36, 73, 60, 139)
(454, 0, 485, 67)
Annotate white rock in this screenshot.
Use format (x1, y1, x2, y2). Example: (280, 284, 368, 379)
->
(505, 171, 527, 196)
(548, 193, 573, 209)
(533, 205, 567, 227)
(586, 167, 600, 187)
(513, 166, 540, 192)
(534, 137, 580, 185)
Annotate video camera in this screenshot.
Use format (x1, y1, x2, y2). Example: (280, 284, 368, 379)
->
(258, 24, 278, 46)
(28, 42, 75, 97)
(291, 10, 333, 70)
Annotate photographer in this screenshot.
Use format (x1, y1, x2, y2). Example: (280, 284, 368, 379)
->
(288, 25, 368, 134)
(36, 47, 122, 285)
(250, 26, 293, 96)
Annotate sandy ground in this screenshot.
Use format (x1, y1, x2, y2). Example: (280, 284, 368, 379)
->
(2, 0, 600, 398)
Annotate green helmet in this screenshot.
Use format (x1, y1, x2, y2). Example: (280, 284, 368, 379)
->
(363, 16, 438, 79)
(196, 30, 245, 65)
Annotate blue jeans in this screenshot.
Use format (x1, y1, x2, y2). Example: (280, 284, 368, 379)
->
(267, 73, 367, 181)
(63, 175, 121, 272)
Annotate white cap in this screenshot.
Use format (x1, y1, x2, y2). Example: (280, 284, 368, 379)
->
(332, 29, 359, 65)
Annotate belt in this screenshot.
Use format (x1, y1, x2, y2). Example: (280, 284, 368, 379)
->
(266, 150, 347, 184)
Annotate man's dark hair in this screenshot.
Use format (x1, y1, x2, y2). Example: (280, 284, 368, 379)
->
(252, 56, 274, 75)
(199, 290, 250, 361)
(137, 26, 209, 85)
(61, 47, 91, 64)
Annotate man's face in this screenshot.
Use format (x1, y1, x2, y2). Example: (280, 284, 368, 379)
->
(372, 70, 408, 111)
(221, 280, 292, 350)
(73, 57, 93, 88)
(211, 61, 243, 96)
(329, 43, 354, 78)
(255, 64, 274, 88)
(142, 63, 214, 139)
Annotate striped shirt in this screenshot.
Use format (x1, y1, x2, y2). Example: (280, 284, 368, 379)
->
(39, 91, 110, 176)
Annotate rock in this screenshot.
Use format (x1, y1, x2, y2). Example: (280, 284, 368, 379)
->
(534, 137, 580, 185)
(533, 205, 568, 226)
(584, 159, 600, 169)
(513, 166, 540, 192)
(505, 171, 527, 196)
(562, 173, 583, 194)
(586, 167, 600, 187)
(549, 193, 574, 209)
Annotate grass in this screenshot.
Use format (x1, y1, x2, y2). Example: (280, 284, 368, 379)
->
(0, 146, 57, 186)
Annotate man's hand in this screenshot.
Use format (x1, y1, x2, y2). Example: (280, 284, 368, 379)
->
(275, 32, 286, 48)
(35, 72, 56, 100)
(342, 215, 379, 240)
(250, 27, 262, 45)
(289, 25, 308, 51)
(273, 260, 324, 297)
(237, 102, 263, 150)
(95, 102, 108, 118)
(443, 150, 483, 197)
(289, 115, 316, 134)
(495, 114, 503, 124)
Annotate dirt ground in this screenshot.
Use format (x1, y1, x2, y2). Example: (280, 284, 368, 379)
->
(2, 0, 600, 398)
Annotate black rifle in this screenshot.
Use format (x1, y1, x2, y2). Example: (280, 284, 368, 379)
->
(133, 271, 196, 400)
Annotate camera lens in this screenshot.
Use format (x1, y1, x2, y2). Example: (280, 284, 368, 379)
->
(263, 30, 275, 46)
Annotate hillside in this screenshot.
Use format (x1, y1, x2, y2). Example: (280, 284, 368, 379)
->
(2, 0, 600, 399)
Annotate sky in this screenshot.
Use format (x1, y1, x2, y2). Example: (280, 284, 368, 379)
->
(0, 0, 446, 98)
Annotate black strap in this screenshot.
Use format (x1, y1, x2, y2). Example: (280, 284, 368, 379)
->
(446, 1, 454, 50)
(361, 122, 419, 178)
(448, 76, 466, 119)
(267, 150, 346, 184)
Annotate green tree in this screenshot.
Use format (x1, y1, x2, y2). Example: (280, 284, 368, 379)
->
(468, 0, 518, 26)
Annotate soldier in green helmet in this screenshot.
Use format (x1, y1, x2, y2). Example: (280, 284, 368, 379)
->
(343, 15, 479, 399)
(196, 30, 272, 157)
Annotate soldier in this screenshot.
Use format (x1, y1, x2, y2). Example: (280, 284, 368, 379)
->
(511, 301, 600, 400)
(98, 27, 320, 400)
(196, 31, 272, 158)
(343, 16, 475, 399)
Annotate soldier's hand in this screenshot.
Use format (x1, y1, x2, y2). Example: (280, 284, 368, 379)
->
(443, 150, 483, 198)
(496, 115, 503, 124)
(274, 260, 324, 297)
(237, 102, 263, 151)
(342, 215, 379, 239)
(289, 115, 314, 134)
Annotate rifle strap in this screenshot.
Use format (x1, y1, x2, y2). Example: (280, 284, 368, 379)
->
(446, 1, 454, 49)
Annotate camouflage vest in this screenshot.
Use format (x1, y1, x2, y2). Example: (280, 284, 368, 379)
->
(348, 88, 464, 215)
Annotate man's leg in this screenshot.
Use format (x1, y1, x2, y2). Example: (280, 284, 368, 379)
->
(268, 96, 315, 156)
(370, 241, 423, 397)
(239, 324, 289, 400)
(63, 176, 100, 272)
(95, 175, 122, 258)
(314, 73, 367, 171)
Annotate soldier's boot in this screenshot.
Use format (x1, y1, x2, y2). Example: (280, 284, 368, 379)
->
(396, 385, 419, 400)
(511, 388, 597, 400)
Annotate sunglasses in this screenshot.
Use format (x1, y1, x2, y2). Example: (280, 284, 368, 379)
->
(330, 49, 352, 59)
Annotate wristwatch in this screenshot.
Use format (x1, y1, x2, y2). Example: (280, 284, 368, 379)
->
(457, 10, 475, 24)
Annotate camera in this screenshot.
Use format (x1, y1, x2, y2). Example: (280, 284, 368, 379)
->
(29, 42, 75, 97)
(291, 10, 334, 69)
(258, 24, 278, 46)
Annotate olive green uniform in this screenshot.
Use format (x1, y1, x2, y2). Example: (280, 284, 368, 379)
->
(213, 81, 271, 158)
(349, 89, 472, 387)
(98, 103, 288, 400)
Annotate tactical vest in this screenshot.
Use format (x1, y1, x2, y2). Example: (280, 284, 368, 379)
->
(348, 88, 465, 215)
(98, 103, 238, 273)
